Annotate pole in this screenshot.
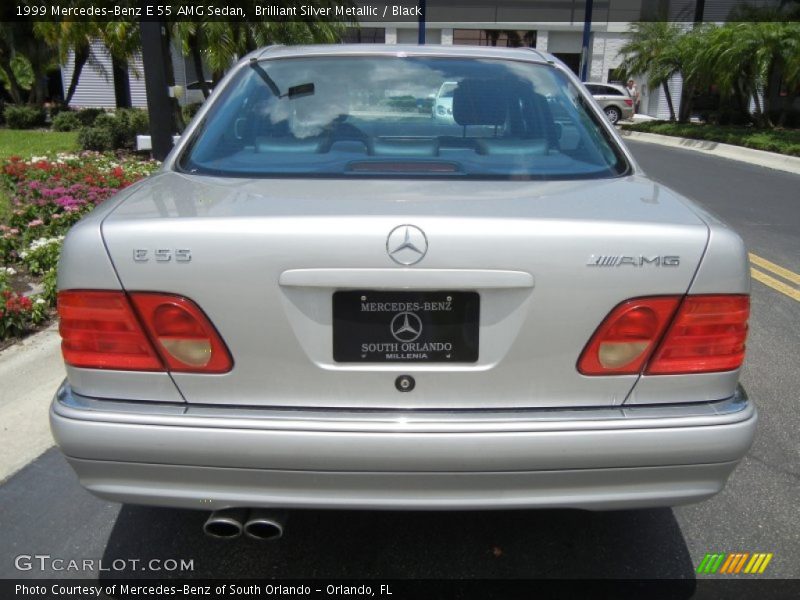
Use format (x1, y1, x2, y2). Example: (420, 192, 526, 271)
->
(140, 19, 176, 160)
(694, 0, 705, 24)
(579, 0, 593, 82)
(418, 0, 426, 45)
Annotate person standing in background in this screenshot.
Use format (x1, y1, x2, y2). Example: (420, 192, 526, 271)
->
(626, 79, 640, 113)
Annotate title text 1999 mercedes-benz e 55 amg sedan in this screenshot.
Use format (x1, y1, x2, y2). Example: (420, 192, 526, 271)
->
(50, 45, 755, 539)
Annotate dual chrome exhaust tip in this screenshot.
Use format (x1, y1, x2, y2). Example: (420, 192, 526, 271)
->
(203, 508, 286, 541)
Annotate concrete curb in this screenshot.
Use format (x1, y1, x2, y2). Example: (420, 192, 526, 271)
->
(0, 325, 63, 483)
(619, 129, 800, 176)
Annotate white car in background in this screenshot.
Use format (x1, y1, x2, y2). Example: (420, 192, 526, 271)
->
(432, 81, 458, 121)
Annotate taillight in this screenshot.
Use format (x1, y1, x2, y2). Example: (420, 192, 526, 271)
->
(624, 98, 633, 107)
(578, 294, 749, 376)
(58, 291, 163, 371)
(58, 290, 232, 373)
(645, 295, 749, 375)
(129, 293, 233, 373)
(578, 297, 680, 375)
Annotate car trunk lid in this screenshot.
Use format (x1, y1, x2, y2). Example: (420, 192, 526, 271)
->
(100, 172, 708, 409)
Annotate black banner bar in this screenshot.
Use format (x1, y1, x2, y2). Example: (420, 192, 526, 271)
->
(5, 579, 800, 600)
(2, 0, 798, 23)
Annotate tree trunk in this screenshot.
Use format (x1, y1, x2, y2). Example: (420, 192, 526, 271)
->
(764, 62, 782, 128)
(755, 61, 779, 129)
(113, 55, 132, 108)
(778, 90, 798, 127)
(65, 44, 89, 105)
(731, 79, 752, 123)
(662, 81, 676, 121)
(678, 83, 695, 123)
(28, 73, 47, 105)
(188, 34, 210, 99)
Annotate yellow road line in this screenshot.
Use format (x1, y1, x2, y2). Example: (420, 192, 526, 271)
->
(749, 253, 800, 285)
(751, 268, 800, 302)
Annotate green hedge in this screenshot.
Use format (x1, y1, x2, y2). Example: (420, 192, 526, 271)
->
(52, 111, 82, 132)
(4, 105, 47, 129)
(76, 108, 150, 151)
(621, 121, 800, 157)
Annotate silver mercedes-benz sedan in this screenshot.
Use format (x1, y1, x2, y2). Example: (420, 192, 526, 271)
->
(50, 45, 755, 539)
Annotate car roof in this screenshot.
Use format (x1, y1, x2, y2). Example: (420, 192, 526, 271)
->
(256, 44, 551, 64)
(587, 82, 628, 91)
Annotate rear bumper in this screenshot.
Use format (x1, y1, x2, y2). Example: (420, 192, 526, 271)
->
(50, 382, 757, 510)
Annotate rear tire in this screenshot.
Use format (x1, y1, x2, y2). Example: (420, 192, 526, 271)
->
(605, 106, 622, 124)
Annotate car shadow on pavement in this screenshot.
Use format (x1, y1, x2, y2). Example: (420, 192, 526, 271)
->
(100, 505, 698, 584)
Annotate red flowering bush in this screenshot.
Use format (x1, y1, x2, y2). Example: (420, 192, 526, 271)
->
(0, 288, 46, 339)
(0, 152, 158, 341)
(1, 153, 158, 262)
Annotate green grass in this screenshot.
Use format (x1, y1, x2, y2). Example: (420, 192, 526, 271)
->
(620, 122, 800, 157)
(0, 128, 79, 160)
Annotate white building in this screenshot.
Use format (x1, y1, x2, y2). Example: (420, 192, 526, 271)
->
(61, 39, 202, 110)
(69, 0, 744, 119)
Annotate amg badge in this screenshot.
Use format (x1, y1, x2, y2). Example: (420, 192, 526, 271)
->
(587, 255, 680, 267)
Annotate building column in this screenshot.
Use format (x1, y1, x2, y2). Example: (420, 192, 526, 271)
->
(590, 32, 606, 82)
(536, 31, 548, 52)
(385, 27, 397, 44)
(441, 28, 453, 45)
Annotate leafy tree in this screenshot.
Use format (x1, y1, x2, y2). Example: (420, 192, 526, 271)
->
(172, 11, 350, 98)
(702, 20, 800, 127)
(675, 24, 717, 122)
(0, 21, 56, 104)
(618, 21, 685, 121)
(34, 21, 102, 106)
(34, 19, 141, 107)
(619, 16, 800, 128)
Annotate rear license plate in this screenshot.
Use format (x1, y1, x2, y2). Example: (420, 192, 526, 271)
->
(333, 291, 479, 363)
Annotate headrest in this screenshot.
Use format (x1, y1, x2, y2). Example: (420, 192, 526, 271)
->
(476, 138, 548, 156)
(452, 79, 509, 127)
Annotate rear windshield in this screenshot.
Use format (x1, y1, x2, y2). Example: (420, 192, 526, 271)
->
(178, 56, 629, 180)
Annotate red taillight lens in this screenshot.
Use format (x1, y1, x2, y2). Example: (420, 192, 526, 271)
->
(58, 290, 232, 373)
(58, 291, 163, 371)
(645, 295, 749, 375)
(129, 293, 233, 373)
(624, 98, 633, 107)
(578, 297, 681, 375)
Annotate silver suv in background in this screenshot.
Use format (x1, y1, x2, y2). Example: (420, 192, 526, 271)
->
(586, 82, 635, 124)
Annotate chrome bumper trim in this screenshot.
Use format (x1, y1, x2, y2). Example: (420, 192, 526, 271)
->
(54, 381, 752, 434)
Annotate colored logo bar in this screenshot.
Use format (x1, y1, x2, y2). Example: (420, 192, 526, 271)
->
(697, 552, 773, 574)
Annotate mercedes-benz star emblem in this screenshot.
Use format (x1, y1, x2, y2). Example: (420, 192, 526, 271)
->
(390, 311, 423, 342)
(387, 225, 428, 265)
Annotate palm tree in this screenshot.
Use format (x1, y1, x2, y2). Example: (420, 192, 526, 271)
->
(0, 21, 57, 105)
(0, 23, 27, 104)
(34, 20, 141, 107)
(173, 23, 212, 99)
(34, 22, 102, 106)
(776, 23, 800, 126)
(101, 21, 142, 108)
(618, 21, 685, 121)
(172, 13, 349, 97)
(675, 24, 717, 122)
